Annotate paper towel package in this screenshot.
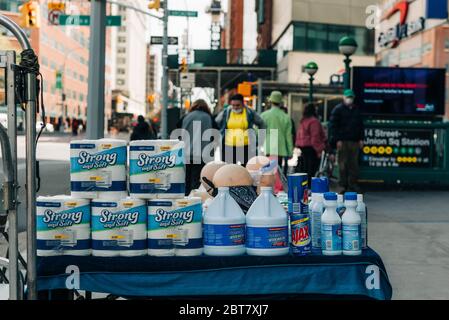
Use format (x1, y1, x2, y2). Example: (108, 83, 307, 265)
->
(91, 198, 147, 257)
(147, 197, 203, 257)
(70, 139, 128, 199)
(129, 140, 186, 199)
(36, 196, 91, 257)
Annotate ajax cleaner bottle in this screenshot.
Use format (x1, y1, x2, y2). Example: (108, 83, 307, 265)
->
(321, 192, 342, 256)
(310, 177, 329, 253)
(246, 187, 289, 256)
(356, 194, 368, 249)
(342, 192, 362, 256)
(203, 187, 246, 256)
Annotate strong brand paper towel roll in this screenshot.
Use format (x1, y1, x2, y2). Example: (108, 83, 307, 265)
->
(129, 140, 185, 199)
(91, 198, 147, 257)
(147, 199, 177, 256)
(174, 197, 203, 257)
(70, 139, 128, 200)
(147, 197, 203, 257)
(37, 195, 91, 257)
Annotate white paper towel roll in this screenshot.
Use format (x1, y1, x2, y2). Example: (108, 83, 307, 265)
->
(70, 140, 98, 199)
(91, 198, 147, 257)
(37, 195, 91, 257)
(70, 139, 128, 199)
(129, 140, 185, 199)
(174, 197, 203, 257)
(147, 197, 203, 257)
(147, 199, 177, 256)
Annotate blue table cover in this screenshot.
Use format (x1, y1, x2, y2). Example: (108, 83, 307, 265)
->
(37, 247, 392, 300)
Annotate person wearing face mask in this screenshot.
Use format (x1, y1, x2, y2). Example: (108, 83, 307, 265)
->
(215, 94, 266, 166)
(329, 89, 364, 193)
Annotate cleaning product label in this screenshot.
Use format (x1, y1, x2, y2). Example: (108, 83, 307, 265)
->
(311, 207, 324, 249)
(343, 224, 361, 251)
(321, 223, 342, 251)
(291, 214, 311, 255)
(203, 224, 245, 246)
(246, 226, 288, 249)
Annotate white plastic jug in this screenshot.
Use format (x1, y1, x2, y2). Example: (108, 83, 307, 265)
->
(203, 187, 246, 256)
(246, 187, 289, 256)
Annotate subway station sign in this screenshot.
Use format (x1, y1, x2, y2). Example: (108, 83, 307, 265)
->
(361, 128, 432, 168)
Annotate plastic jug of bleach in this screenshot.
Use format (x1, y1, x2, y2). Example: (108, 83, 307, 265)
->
(203, 187, 246, 256)
(342, 192, 362, 256)
(356, 194, 368, 249)
(321, 192, 342, 256)
(310, 177, 329, 253)
(246, 187, 289, 256)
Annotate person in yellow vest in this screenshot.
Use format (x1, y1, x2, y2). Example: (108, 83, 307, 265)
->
(215, 94, 266, 166)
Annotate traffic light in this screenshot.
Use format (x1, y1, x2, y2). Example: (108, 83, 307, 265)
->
(148, 0, 161, 10)
(179, 57, 188, 73)
(19, 1, 41, 29)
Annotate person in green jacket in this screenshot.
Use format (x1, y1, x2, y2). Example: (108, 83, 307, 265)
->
(261, 91, 294, 176)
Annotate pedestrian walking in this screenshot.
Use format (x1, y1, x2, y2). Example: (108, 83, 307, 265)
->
(177, 99, 218, 195)
(281, 104, 296, 176)
(261, 91, 294, 176)
(130, 115, 157, 141)
(328, 89, 364, 193)
(215, 94, 266, 166)
(295, 102, 327, 186)
(71, 119, 79, 136)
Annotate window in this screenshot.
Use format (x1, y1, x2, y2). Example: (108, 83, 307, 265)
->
(307, 23, 327, 52)
(117, 79, 125, 86)
(118, 47, 126, 54)
(293, 22, 306, 51)
(292, 22, 374, 55)
(117, 68, 126, 75)
(118, 37, 126, 43)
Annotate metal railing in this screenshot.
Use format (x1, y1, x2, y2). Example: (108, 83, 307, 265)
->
(0, 14, 37, 300)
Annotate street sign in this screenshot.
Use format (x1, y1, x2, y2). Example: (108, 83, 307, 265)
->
(150, 36, 178, 45)
(168, 10, 198, 17)
(55, 71, 62, 90)
(180, 72, 196, 89)
(48, 9, 63, 26)
(58, 15, 122, 26)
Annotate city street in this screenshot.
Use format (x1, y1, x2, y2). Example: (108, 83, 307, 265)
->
(0, 135, 448, 299)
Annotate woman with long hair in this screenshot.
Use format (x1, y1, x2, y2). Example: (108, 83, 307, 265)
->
(295, 103, 327, 185)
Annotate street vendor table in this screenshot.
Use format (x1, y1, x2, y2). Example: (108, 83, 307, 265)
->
(36, 247, 392, 300)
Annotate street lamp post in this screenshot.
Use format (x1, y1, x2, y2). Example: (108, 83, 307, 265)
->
(338, 36, 358, 90)
(305, 61, 318, 103)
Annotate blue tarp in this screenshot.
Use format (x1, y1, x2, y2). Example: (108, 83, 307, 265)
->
(37, 248, 392, 300)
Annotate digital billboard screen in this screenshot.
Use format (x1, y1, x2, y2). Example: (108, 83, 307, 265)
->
(352, 67, 446, 116)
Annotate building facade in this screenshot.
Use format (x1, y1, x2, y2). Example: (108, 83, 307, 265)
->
(0, 0, 113, 132)
(375, 0, 449, 118)
(270, 0, 376, 85)
(110, 1, 147, 121)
